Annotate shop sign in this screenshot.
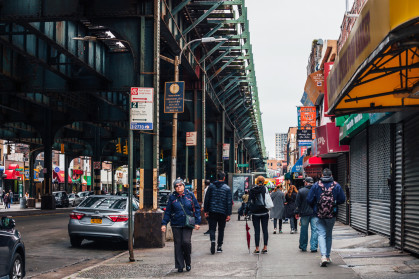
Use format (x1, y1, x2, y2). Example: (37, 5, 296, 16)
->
(304, 70, 324, 104)
(297, 129, 312, 141)
(339, 113, 370, 143)
(317, 122, 350, 155)
(298, 106, 316, 139)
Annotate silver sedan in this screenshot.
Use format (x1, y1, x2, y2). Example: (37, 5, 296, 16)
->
(68, 195, 138, 247)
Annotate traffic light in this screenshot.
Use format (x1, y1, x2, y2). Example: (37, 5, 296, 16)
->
(205, 149, 208, 162)
(116, 138, 122, 153)
(123, 140, 128, 155)
(159, 150, 163, 162)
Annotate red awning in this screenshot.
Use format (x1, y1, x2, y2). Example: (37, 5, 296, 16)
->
(53, 170, 72, 183)
(4, 169, 20, 180)
(303, 156, 336, 168)
(8, 164, 20, 170)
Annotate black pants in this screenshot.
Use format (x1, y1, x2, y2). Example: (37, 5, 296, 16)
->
(208, 212, 227, 246)
(172, 227, 193, 269)
(290, 216, 298, 231)
(252, 213, 269, 247)
(273, 218, 282, 230)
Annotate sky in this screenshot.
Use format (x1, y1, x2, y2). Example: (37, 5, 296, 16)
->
(245, 0, 354, 158)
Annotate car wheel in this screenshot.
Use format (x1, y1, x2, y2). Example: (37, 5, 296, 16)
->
(70, 236, 83, 247)
(9, 253, 23, 279)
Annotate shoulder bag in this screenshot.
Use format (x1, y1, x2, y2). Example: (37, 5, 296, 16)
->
(264, 186, 274, 209)
(178, 196, 196, 229)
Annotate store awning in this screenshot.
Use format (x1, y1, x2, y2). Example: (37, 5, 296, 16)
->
(53, 170, 72, 183)
(291, 156, 304, 173)
(316, 122, 349, 156)
(327, 0, 419, 116)
(303, 156, 337, 168)
(4, 169, 20, 180)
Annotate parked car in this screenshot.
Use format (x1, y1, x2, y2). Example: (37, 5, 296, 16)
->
(68, 193, 83, 207)
(53, 191, 69, 207)
(68, 195, 139, 247)
(158, 190, 171, 211)
(0, 216, 26, 279)
(77, 191, 94, 200)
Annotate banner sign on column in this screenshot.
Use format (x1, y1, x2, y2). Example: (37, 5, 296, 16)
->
(130, 87, 154, 130)
(164, 81, 185, 113)
(222, 143, 230, 160)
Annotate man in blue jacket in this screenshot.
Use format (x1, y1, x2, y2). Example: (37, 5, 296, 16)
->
(204, 171, 232, 254)
(307, 168, 346, 267)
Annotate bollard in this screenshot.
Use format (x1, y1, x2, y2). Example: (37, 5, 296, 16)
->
(20, 197, 27, 209)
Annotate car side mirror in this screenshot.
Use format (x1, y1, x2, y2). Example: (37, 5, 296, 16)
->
(1, 217, 16, 229)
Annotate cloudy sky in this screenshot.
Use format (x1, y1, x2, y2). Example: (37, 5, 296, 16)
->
(245, 0, 354, 158)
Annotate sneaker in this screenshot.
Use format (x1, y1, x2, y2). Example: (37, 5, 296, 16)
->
(320, 256, 328, 267)
(210, 241, 215, 254)
(217, 246, 223, 253)
(311, 249, 318, 253)
(253, 249, 260, 254)
(279, 230, 283, 234)
(261, 249, 268, 254)
(327, 257, 332, 263)
(273, 229, 277, 234)
(203, 230, 210, 235)
(290, 230, 294, 234)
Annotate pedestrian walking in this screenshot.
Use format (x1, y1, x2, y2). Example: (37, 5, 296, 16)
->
(202, 179, 211, 235)
(238, 190, 249, 221)
(307, 168, 346, 267)
(295, 177, 318, 252)
(3, 192, 10, 209)
(9, 189, 13, 205)
(270, 185, 285, 234)
(161, 178, 201, 273)
(204, 171, 232, 254)
(246, 176, 270, 254)
(284, 185, 298, 234)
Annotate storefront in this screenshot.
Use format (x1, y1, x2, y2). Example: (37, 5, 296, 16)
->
(52, 170, 73, 192)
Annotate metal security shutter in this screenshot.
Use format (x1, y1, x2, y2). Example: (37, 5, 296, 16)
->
(337, 153, 348, 224)
(395, 122, 403, 249)
(350, 130, 368, 233)
(402, 115, 419, 254)
(368, 124, 391, 237)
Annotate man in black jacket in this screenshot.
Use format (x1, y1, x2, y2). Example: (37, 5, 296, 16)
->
(204, 172, 232, 254)
(295, 176, 318, 252)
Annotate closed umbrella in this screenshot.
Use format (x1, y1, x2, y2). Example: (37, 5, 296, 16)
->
(246, 219, 251, 253)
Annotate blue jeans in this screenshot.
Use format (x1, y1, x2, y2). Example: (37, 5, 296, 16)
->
(299, 216, 318, 251)
(316, 217, 336, 257)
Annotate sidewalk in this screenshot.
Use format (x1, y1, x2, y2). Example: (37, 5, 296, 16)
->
(0, 201, 73, 217)
(66, 205, 419, 279)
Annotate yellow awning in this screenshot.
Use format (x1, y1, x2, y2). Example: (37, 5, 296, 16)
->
(327, 0, 419, 116)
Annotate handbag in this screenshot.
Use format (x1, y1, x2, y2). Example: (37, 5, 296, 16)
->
(178, 196, 196, 229)
(264, 186, 274, 209)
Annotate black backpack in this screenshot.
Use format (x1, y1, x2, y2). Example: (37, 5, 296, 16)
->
(248, 191, 265, 213)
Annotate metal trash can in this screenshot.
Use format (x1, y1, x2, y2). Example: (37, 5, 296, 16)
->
(27, 198, 35, 208)
(20, 197, 27, 209)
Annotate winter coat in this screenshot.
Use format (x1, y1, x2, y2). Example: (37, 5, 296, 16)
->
(306, 176, 346, 217)
(295, 184, 314, 217)
(162, 189, 201, 227)
(284, 192, 297, 218)
(246, 185, 269, 215)
(270, 190, 285, 219)
(204, 181, 233, 216)
(3, 194, 10, 203)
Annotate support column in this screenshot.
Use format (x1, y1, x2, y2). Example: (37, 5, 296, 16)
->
(41, 109, 55, 209)
(64, 155, 70, 193)
(93, 126, 101, 195)
(134, 0, 164, 249)
(194, 86, 203, 201)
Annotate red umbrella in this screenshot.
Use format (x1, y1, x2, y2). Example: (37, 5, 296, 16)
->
(246, 219, 251, 253)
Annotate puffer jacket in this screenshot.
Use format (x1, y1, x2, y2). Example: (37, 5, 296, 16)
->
(295, 184, 314, 217)
(162, 189, 201, 227)
(204, 181, 232, 216)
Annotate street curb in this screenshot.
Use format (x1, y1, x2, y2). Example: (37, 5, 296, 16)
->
(64, 250, 129, 279)
(0, 208, 74, 217)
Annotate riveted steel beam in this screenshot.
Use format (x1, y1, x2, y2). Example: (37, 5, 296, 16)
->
(208, 56, 237, 82)
(199, 39, 229, 64)
(213, 71, 237, 89)
(205, 49, 231, 71)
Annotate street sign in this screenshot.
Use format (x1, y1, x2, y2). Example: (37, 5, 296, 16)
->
(222, 143, 230, 160)
(237, 164, 249, 168)
(164, 81, 185, 113)
(93, 161, 101, 170)
(130, 87, 153, 130)
(54, 167, 60, 173)
(186, 132, 197, 146)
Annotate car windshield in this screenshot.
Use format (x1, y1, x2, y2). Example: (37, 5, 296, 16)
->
(53, 192, 61, 197)
(68, 194, 74, 198)
(79, 197, 127, 210)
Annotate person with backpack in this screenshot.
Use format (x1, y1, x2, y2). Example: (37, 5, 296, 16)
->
(284, 185, 298, 234)
(307, 168, 346, 267)
(245, 176, 270, 254)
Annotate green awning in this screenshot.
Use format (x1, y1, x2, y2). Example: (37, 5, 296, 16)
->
(339, 114, 370, 144)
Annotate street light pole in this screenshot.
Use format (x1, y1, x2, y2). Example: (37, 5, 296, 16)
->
(171, 37, 227, 191)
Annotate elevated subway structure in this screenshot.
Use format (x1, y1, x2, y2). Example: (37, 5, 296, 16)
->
(0, 0, 265, 209)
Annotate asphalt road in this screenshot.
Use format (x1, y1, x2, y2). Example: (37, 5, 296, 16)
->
(14, 212, 125, 279)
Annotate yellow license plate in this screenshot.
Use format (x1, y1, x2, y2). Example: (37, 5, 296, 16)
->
(91, 218, 102, 224)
